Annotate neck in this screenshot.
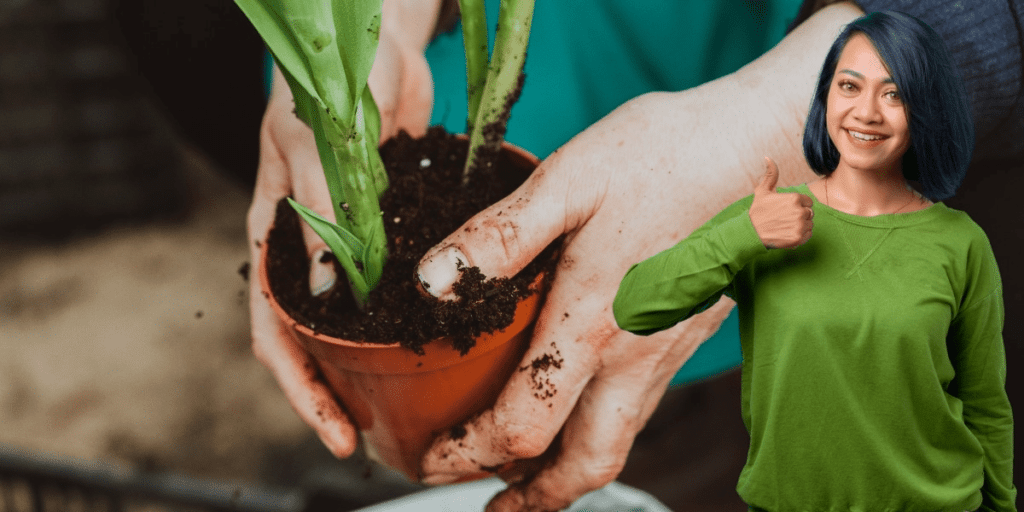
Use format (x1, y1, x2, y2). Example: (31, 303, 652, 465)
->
(824, 162, 920, 216)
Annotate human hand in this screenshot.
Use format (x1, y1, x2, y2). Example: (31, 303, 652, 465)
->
(413, 4, 862, 508)
(247, 1, 436, 459)
(748, 157, 814, 249)
(414, 90, 750, 510)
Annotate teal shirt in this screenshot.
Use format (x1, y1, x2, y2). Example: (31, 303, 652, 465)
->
(424, 0, 805, 385)
(614, 184, 1015, 511)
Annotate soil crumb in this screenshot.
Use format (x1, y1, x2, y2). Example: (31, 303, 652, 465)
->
(449, 424, 467, 440)
(519, 348, 564, 401)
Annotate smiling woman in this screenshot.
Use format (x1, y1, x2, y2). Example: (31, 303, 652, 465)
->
(802, 10, 974, 210)
(614, 10, 1014, 511)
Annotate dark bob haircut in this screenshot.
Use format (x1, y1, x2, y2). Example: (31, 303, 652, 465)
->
(802, 11, 973, 201)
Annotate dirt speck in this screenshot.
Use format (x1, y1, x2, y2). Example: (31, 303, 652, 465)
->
(449, 424, 467, 440)
(518, 347, 564, 401)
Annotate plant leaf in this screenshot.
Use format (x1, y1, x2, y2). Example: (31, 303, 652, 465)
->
(332, 1, 382, 111)
(286, 198, 371, 301)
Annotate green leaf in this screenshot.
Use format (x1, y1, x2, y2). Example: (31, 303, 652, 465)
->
(463, 0, 535, 182)
(458, 0, 488, 132)
(332, 1, 382, 108)
(287, 198, 371, 304)
(235, 0, 319, 112)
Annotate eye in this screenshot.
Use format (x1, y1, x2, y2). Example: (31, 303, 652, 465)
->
(837, 80, 857, 92)
(885, 90, 901, 101)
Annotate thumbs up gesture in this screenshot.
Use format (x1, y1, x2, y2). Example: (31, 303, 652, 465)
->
(749, 157, 814, 249)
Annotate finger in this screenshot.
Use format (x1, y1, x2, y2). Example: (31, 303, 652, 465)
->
(260, 66, 335, 262)
(798, 193, 813, 208)
(250, 286, 358, 458)
(756, 156, 779, 195)
(392, 41, 433, 139)
(488, 299, 737, 511)
(484, 352, 646, 512)
(368, 32, 403, 142)
(261, 70, 337, 292)
(419, 272, 608, 482)
(416, 155, 575, 300)
(799, 222, 814, 246)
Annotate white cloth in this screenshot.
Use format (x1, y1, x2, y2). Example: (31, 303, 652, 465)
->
(354, 477, 672, 512)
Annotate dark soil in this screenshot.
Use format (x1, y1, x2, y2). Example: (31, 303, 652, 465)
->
(265, 127, 559, 355)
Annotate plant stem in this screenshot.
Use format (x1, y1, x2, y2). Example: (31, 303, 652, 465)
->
(458, 0, 488, 134)
(462, 0, 533, 185)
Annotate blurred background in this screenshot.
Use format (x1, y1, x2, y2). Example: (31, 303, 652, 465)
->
(1, 0, 1019, 511)
(0, 0, 753, 510)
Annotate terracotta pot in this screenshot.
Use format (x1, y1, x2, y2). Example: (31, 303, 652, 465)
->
(258, 141, 545, 480)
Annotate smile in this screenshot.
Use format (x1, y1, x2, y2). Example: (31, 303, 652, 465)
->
(847, 129, 887, 141)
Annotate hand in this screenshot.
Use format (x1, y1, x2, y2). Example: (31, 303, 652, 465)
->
(414, 4, 862, 509)
(246, 4, 436, 459)
(749, 157, 814, 249)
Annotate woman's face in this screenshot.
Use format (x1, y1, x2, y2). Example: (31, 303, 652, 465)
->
(826, 33, 911, 176)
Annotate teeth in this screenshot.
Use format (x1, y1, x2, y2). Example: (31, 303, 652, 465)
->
(849, 130, 883, 141)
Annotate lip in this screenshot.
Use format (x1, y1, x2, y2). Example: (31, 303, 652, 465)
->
(844, 128, 888, 146)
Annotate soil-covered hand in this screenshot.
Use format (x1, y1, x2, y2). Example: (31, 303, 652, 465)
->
(749, 156, 814, 249)
(414, 4, 863, 510)
(246, 0, 436, 459)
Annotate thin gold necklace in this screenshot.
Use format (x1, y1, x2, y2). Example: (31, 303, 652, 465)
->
(824, 176, 919, 214)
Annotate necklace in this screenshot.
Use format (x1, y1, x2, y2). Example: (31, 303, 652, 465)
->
(824, 176, 920, 214)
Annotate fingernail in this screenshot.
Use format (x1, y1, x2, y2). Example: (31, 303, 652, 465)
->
(310, 249, 337, 297)
(421, 473, 461, 486)
(417, 246, 468, 300)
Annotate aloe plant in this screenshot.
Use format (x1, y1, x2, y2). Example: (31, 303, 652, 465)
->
(459, 0, 535, 184)
(236, 0, 388, 308)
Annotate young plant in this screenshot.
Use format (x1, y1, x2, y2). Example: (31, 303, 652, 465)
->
(459, 0, 535, 184)
(236, 0, 388, 308)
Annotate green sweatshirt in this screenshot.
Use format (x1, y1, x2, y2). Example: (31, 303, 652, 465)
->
(613, 183, 1015, 511)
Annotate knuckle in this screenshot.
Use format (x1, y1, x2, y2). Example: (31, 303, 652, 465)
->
(577, 459, 625, 490)
(496, 423, 551, 459)
(473, 217, 523, 268)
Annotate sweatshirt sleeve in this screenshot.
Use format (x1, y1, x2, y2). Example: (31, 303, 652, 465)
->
(948, 234, 1016, 511)
(613, 194, 767, 336)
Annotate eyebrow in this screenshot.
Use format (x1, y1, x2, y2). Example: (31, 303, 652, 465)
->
(838, 69, 894, 84)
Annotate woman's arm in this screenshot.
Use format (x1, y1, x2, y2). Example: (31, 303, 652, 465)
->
(948, 236, 1016, 511)
(613, 195, 762, 335)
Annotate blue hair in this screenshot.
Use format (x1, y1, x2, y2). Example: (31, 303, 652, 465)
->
(803, 11, 974, 201)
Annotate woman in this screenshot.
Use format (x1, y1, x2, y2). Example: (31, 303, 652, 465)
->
(613, 11, 1014, 512)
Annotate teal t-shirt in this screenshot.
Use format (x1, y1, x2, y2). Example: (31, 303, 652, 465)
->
(424, 0, 804, 385)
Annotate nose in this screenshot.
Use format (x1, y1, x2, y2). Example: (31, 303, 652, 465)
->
(853, 94, 882, 123)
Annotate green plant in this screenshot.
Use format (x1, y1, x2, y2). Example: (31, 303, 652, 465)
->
(459, 0, 535, 183)
(237, 0, 536, 307)
(236, 0, 388, 307)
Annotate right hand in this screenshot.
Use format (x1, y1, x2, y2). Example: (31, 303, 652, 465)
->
(246, 19, 434, 458)
(749, 156, 814, 249)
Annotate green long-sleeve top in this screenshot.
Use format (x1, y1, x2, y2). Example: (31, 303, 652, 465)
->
(613, 183, 1015, 511)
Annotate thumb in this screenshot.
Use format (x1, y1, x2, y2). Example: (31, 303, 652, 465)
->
(416, 162, 568, 300)
(756, 156, 779, 195)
